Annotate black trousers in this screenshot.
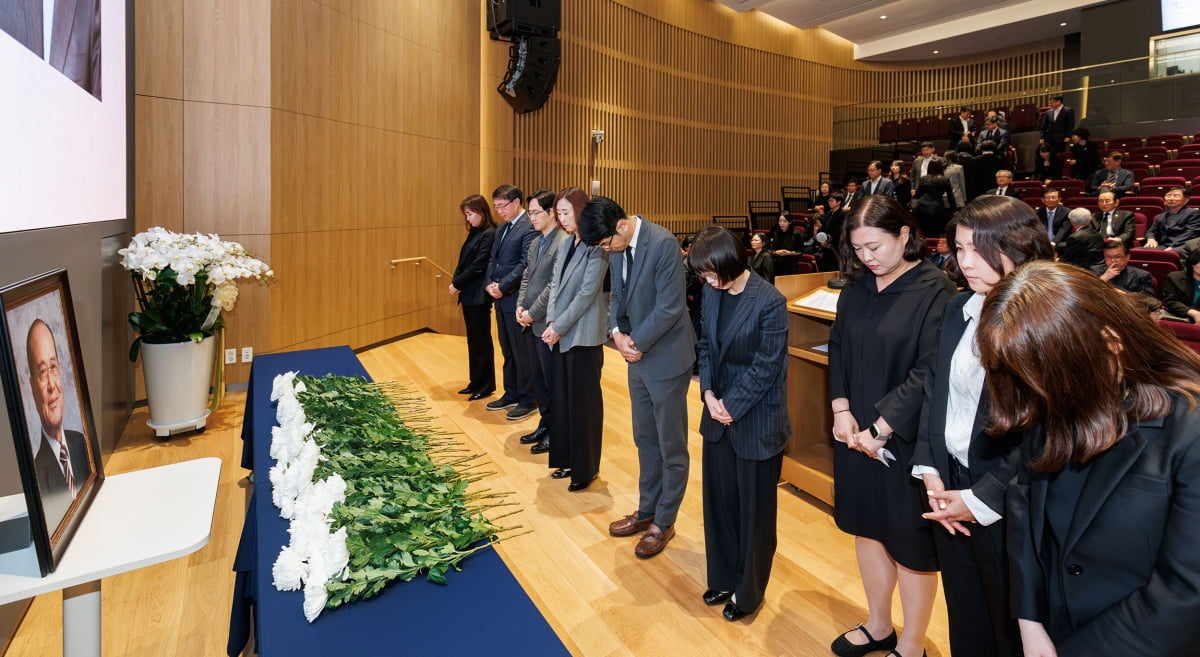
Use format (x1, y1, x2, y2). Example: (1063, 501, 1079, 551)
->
(461, 303, 495, 394)
(494, 301, 535, 406)
(935, 459, 1021, 657)
(529, 334, 553, 430)
(547, 344, 603, 485)
(702, 437, 783, 613)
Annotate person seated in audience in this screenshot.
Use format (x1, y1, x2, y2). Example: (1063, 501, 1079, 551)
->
(948, 106, 975, 143)
(1163, 249, 1200, 323)
(843, 180, 862, 210)
(812, 181, 832, 215)
(798, 216, 823, 254)
(972, 141, 1002, 199)
(1085, 152, 1134, 196)
(912, 141, 943, 183)
(912, 160, 956, 238)
(1032, 144, 1062, 182)
(768, 212, 800, 254)
(926, 237, 952, 269)
(862, 161, 895, 198)
(813, 231, 838, 272)
(1067, 128, 1100, 183)
(942, 151, 967, 210)
(975, 115, 1009, 153)
(1144, 187, 1200, 250)
(889, 160, 912, 207)
(748, 233, 775, 283)
(1037, 188, 1071, 244)
(1056, 207, 1105, 270)
(1091, 190, 1135, 249)
(985, 169, 1018, 198)
(820, 192, 847, 250)
(983, 109, 1009, 132)
(1092, 239, 1155, 296)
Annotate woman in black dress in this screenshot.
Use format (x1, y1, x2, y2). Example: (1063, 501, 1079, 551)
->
(768, 213, 800, 254)
(889, 160, 912, 207)
(449, 194, 497, 398)
(911, 161, 957, 239)
(748, 233, 775, 283)
(689, 225, 789, 623)
(912, 196, 1053, 657)
(828, 196, 955, 657)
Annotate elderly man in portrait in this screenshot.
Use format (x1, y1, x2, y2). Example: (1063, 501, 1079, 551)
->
(26, 318, 89, 532)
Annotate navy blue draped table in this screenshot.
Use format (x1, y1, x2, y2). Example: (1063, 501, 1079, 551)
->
(228, 346, 569, 656)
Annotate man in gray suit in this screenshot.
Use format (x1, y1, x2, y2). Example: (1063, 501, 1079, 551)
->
(579, 196, 695, 558)
(861, 161, 895, 199)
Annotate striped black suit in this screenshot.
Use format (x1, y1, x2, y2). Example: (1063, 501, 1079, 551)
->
(697, 271, 789, 613)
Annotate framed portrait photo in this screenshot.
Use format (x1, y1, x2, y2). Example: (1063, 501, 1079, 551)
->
(0, 270, 103, 576)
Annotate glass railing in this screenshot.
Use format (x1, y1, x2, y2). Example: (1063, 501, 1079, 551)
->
(832, 48, 1200, 150)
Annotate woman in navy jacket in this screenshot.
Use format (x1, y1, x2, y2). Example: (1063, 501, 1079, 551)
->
(977, 261, 1200, 657)
(689, 224, 789, 623)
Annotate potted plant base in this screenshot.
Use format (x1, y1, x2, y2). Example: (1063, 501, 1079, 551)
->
(141, 335, 216, 437)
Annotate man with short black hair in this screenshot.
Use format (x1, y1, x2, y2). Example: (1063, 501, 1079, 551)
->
(1040, 95, 1075, 154)
(1085, 152, 1134, 196)
(1092, 239, 1155, 296)
(862, 161, 894, 198)
(1144, 187, 1200, 250)
(842, 180, 861, 209)
(578, 197, 695, 558)
(912, 142, 942, 182)
(485, 184, 538, 420)
(948, 106, 974, 143)
(1037, 188, 1071, 244)
(1090, 191, 1135, 249)
(975, 115, 1009, 153)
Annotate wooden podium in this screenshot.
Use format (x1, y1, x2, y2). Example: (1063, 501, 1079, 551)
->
(775, 273, 840, 506)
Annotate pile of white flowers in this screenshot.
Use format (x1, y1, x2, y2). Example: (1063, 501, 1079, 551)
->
(267, 371, 351, 622)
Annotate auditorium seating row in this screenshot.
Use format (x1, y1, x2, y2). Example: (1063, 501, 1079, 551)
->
(878, 104, 1045, 144)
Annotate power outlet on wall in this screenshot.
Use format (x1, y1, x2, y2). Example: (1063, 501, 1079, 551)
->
(242, 347, 253, 363)
(224, 348, 237, 365)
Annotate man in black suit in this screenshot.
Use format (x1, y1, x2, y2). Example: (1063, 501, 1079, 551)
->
(1037, 188, 1072, 244)
(975, 116, 1009, 154)
(1068, 128, 1101, 183)
(1090, 191, 1135, 249)
(926, 237, 952, 269)
(485, 184, 538, 420)
(1085, 152, 1135, 196)
(1092, 239, 1155, 296)
(579, 197, 695, 558)
(25, 319, 90, 535)
(1057, 208, 1105, 270)
(842, 180, 861, 210)
(861, 161, 895, 199)
(985, 170, 1018, 198)
(1144, 187, 1200, 250)
(1040, 95, 1075, 154)
(947, 106, 974, 143)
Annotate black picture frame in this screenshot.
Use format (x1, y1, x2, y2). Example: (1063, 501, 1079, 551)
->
(0, 269, 104, 576)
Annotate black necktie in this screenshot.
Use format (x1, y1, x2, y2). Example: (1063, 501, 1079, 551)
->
(624, 247, 634, 283)
(498, 221, 512, 245)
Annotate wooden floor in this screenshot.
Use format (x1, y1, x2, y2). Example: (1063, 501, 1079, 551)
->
(7, 332, 951, 657)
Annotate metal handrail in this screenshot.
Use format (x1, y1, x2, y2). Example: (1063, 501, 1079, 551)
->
(389, 257, 454, 278)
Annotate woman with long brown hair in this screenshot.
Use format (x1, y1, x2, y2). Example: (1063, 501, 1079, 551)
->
(978, 261, 1200, 657)
(449, 194, 496, 399)
(911, 196, 1053, 657)
(828, 195, 955, 657)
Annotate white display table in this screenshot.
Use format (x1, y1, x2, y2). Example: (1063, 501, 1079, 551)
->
(0, 457, 221, 657)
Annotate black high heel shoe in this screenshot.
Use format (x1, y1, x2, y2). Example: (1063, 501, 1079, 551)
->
(550, 468, 571, 479)
(830, 624, 897, 657)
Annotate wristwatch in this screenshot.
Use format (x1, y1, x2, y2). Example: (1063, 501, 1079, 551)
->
(868, 423, 882, 439)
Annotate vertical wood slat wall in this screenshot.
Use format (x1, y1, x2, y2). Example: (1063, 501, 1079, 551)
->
(513, 1, 1063, 235)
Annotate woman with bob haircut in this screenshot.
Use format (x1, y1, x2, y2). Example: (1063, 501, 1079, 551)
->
(449, 194, 497, 399)
(542, 186, 610, 491)
(687, 224, 789, 623)
(829, 195, 955, 657)
(977, 261, 1200, 657)
(911, 195, 1053, 657)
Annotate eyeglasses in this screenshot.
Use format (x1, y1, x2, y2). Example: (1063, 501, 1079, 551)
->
(493, 198, 517, 212)
(33, 362, 60, 385)
(701, 273, 720, 285)
(529, 208, 547, 217)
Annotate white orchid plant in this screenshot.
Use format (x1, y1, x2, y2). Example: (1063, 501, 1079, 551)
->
(119, 227, 272, 360)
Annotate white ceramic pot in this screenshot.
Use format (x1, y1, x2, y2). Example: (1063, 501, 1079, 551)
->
(141, 335, 215, 435)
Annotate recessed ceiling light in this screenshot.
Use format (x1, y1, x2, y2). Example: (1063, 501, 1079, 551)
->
(880, 15, 887, 20)
(932, 50, 940, 54)
(1060, 22, 1068, 27)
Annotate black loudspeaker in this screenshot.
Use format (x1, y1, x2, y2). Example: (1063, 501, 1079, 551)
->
(497, 35, 561, 114)
(486, 0, 561, 39)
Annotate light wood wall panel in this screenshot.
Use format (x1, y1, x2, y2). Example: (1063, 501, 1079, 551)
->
(513, 1, 1064, 233)
(182, 0, 270, 106)
(134, 96, 183, 232)
(182, 102, 271, 237)
(134, 0, 182, 99)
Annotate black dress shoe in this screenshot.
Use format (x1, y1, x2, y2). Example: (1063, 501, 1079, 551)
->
(457, 386, 473, 395)
(831, 624, 897, 657)
(550, 468, 572, 479)
(702, 590, 733, 606)
(722, 602, 752, 621)
(530, 438, 550, 454)
(567, 474, 598, 492)
(519, 427, 547, 444)
(467, 391, 493, 401)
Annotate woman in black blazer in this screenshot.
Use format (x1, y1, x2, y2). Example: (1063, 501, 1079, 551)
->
(449, 194, 496, 398)
(688, 225, 789, 623)
(748, 232, 775, 283)
(912, 196, 1053, 657)
(977, 261, 1200, 657)
(1162, 249, 1200, 323)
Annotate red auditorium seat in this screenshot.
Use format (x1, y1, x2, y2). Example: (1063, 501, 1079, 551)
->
(1024, 197, 1043, 210)
(1179, 144, 1200, 158)
(899, 118, 919, 142)
(1133, 213, 1148, 243)
(1123, 161, 1152, 183)
(1157, 160, 1200, 180)
(1106, 136, 1143, 152)
(1012, 180, 1045, 194)
(1146, 133, 1184, 151)
(1162, 320, 1200, 355)
(879, 120, 900, 144)
(1130, 247, 1181, 267)
(918, 115, 941, 141)
(1047, 179, 1084, 200)
(1010, 104, 1038, 131)
(1124, 199, 1165, 218)
(1128, 146, 1168, 167)
(1130, 260, 1175, 297)
(1138, 176, 1188, 197)
(1073, 196, 1100, 210)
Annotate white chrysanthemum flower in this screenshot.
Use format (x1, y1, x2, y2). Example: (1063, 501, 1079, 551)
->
(302, 576, 328, 622)
(272, 545, 307, 591)
(271, 372, 298, 402)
